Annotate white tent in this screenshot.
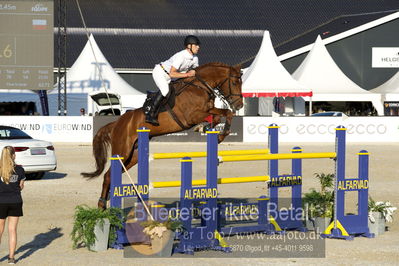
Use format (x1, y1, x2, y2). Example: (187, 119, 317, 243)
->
(242, 31, 312, 98)
(50, 34, 146, 115)
(292, 35, 383, 115)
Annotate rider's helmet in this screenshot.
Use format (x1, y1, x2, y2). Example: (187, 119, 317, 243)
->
(184, 35, 201, 46)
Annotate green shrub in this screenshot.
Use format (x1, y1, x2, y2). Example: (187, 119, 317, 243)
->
(303, 173, 335, 218)
(71, 205, 124, 250)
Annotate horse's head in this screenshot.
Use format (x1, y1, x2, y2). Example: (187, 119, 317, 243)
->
(195, 63, 243, 111)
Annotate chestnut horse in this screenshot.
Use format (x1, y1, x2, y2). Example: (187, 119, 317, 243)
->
(81, 62, 243, 209)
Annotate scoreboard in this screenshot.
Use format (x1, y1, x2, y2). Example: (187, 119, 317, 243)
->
(0, 1, 53, 90)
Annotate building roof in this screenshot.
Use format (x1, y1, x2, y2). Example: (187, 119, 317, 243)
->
(277, 10, 398, 60)
(55, 0, 399, 69)
(275, 10, 398, 55)
(371, 70, 399, 94)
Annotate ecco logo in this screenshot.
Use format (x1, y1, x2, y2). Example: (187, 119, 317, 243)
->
(247, 124, 288, 134)
(296, 124, 387, 135)
(247, 123, 387, 135)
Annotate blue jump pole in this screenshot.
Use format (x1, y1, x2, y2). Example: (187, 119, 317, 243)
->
(110, 155, 123, 209)
(110, 128, 151, 248)
(290, 146, 306, 231)
(267, 124, 279, 232)
(267, 124, 305, 232)
(137, 128, 150, 201)
(323, 126, 374, 239)
(174, 130, 228, 254)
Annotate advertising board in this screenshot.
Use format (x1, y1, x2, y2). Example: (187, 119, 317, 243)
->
(243, 116, 399, 143)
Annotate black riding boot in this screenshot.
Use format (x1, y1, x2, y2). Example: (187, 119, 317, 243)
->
(145, 93, 164, 126)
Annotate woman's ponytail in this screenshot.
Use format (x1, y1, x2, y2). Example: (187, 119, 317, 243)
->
(0, 146, 16, 184)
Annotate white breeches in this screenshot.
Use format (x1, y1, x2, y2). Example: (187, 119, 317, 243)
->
(152, 64, 171, 97)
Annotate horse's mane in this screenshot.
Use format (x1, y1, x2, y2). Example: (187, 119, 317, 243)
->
(196, 62, 232, 70)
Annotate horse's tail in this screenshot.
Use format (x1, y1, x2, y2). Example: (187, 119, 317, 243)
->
(81, 121, 115, 178)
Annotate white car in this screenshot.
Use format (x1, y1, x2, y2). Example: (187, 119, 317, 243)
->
(0, 126, 57, 179)
(311, 111, 345, 117)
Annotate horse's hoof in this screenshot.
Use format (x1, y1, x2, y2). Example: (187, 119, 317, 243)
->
(193, 123, 211, 133)
(98, 199, 107, 210)
(193, 124, 204, 133)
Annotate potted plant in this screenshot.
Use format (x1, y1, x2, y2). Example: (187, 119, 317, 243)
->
(71, 205, 124, 251)
(368, 197, 397, 236)
(140, 219, 183, 257)
(303, 173, 334, 233)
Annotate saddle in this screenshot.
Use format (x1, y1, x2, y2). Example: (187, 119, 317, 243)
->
(142, 87, 176, 116)
(142, 79, 198, 129)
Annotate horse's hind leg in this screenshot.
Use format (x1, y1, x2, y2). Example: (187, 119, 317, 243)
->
(98, 145, 139, 209)
(98, 169, 111, 209)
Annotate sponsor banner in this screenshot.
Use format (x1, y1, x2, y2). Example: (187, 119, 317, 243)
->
(93, 116, 243, 142)
(372, 47, 399, 68)
(152, 116, 243, 142)
(243, 117, 399, 143)
(4, 116, 398, 143)
(93, 116, 119, 138)
(0, 116, 93, 142)
(384, 101, 399, 116)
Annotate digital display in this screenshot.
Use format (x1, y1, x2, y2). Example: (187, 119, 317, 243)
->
(0, 1, 53, 90)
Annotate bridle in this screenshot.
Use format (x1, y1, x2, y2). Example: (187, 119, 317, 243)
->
(195, 65, 243, 109)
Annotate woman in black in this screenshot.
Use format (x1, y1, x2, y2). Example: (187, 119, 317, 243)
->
(0, 146, 25, 264)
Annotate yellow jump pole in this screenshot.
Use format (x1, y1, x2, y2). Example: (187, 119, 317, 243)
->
(219, 152, 336, 162)
(151, 175, 270, 188)
(150, 149, 269, 160)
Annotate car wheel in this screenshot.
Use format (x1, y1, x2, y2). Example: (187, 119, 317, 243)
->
(26, 172, 45, 180)
(25, 173, 36, 180)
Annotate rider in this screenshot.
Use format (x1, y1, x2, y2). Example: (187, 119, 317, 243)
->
(146, 35, 200, 126)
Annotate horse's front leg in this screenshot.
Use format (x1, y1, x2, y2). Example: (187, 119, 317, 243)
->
(208, 108, 234, 143)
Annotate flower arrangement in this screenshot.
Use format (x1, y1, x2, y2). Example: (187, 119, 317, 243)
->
(141, 219, 183, 239)
(368, 197, 397, 223)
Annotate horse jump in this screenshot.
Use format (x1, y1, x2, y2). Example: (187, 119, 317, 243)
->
(109, 124, 373, 253)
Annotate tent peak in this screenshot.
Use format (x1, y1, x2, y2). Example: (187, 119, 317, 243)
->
(242, 30, 311, 97)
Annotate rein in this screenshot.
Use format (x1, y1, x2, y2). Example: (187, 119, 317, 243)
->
(164, 65, 242, 131)
(195, 65, 242, 109)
